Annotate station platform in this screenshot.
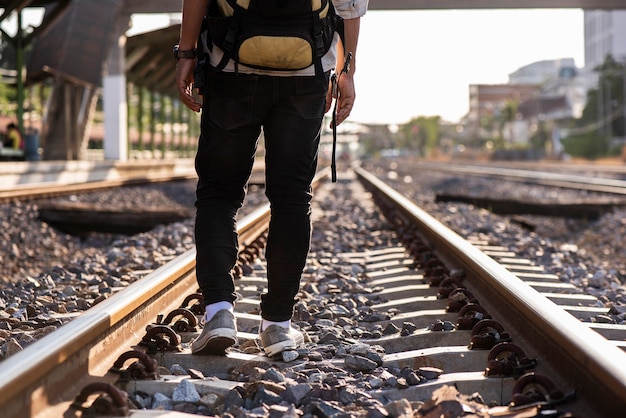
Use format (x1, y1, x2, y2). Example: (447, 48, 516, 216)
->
(0, 159, 197, 189)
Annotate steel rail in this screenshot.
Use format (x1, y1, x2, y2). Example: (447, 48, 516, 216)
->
(485, 160, 626, 176)
(354, 165, 626, 417)
(411, 161, 626, 196)
(0, 174, 197, 202)
(0, 168, 328, 418)
(0, 247, 198, 418)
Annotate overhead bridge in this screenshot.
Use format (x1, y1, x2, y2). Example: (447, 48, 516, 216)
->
(124, 0, 626, 11)
(368, 0, 625, 8)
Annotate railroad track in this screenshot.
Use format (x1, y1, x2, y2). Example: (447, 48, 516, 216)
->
(0, 173, 197, 202)
(393, 160, 626, 196)
(1, 166, 625, 417)
(0, 159, 266, 203)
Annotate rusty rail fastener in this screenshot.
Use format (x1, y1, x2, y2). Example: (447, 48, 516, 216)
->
(71, 382, 130, 417)
(140, 324, 182, 353)
(468, 319, 511, 350)
(110, 350, 158, 381)
(484, 342, 537, 377)
(510, 372, 568, 407)
(456, 303, 491, 330)
(160, 307, 198, 332)
(181, 293, 204, 315)
(446, 287, 478, 312)
(437, 277, 464, 299)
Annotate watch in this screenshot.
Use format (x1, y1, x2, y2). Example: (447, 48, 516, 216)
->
(173, 44, 197, 60)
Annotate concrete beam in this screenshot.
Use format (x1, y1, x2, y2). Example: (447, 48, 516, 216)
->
(120, 0, 626, 14)
(368, 0, 626, 9)
(122, 0, 181, 14)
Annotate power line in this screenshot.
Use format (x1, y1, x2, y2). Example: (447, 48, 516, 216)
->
(562, 106, 623, 136)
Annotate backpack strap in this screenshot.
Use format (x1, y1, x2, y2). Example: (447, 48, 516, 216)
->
(312, 13, 325, 77)
(211, 5, 243, 73)
(314, 0, 342, 79)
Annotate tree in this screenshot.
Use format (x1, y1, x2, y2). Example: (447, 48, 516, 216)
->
(561, 54, 625, 159)
(398, 116, 441, 156)
(0, 31, 17, 116)
(500, 99, 518, 145)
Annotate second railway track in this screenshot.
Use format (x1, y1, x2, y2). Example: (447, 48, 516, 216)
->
(1, 166, 626, 417)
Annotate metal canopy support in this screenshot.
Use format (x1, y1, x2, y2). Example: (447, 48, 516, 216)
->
(100, 0, 183, 161)
(0, 0, 33, 21)
(0, 1, 72, 142)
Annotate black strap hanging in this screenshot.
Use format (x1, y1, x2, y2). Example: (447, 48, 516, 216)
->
(331, 52, 352, 183)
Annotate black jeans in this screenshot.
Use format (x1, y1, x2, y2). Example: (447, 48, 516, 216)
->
(195, 70, 329, 322)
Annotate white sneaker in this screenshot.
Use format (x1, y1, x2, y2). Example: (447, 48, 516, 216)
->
(191, 310, 237, 355)
(259, 324, 304, 357)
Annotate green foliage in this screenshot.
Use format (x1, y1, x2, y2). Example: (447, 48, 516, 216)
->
(501, 100, 518, 122)
(561, 54, 625, 159)
(488, 136, 506, 150)
(0, 83, 17, 116)
(0, 83, 11, 114)
(529, 121, 550, 151)
(561, 133, 609, 159)
(397, 116, 441, 156)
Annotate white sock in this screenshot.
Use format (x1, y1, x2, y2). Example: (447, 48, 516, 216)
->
(205, 301, 234, 321)
(262, 319, 291, 331)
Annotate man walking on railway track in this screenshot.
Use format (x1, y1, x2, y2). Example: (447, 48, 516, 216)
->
(175, 0, 367, 358)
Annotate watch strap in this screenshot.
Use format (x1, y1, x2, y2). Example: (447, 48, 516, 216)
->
(174, 44, 197, 60)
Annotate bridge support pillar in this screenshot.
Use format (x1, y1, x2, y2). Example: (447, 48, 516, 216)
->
(104, 13, 131, 161)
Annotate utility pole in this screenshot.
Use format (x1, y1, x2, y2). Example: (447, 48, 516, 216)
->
(607, 79, 612, 139)
(16, 10, 24, 136)
(598, 73, 604, 138)
(623, 58, 626, 140)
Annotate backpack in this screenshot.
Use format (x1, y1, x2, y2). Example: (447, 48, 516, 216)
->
(199, 0, 343, 76)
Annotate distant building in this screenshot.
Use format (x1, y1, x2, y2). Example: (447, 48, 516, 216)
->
(465, 57, 586, 158)
(460, 12, 626, 159)
(583, 10, 626, 148)
(506, 58, 585, 154)
(584, 10, 626, 84)
(461, 11, 626, 158)
(509, 58, 578, 85)
(509, 58, 587, 121)
(466, 84, 539, 139)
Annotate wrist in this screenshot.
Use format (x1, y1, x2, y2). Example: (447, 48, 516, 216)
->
(173, 44, 197, 61)
(340, 68, 355, 78)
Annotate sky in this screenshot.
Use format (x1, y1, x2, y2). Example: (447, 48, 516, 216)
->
(130, 8, 585, 125)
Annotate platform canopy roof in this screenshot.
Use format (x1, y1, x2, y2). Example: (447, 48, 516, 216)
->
(125, 24, 180, 98)
(0, 0, 71, 23)
(0, 0, 72, 45)
(0, 0, 69, 9)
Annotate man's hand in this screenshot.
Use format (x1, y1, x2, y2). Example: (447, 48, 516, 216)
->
(326, 73, 355, 128)
(176, 58, 202, 112)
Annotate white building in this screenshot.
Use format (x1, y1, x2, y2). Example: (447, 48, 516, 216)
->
(509, 58, 578, 85)
(583, 10, 626, 148)
(584, 10, 626, 85)
(509, 58, 586, 120)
